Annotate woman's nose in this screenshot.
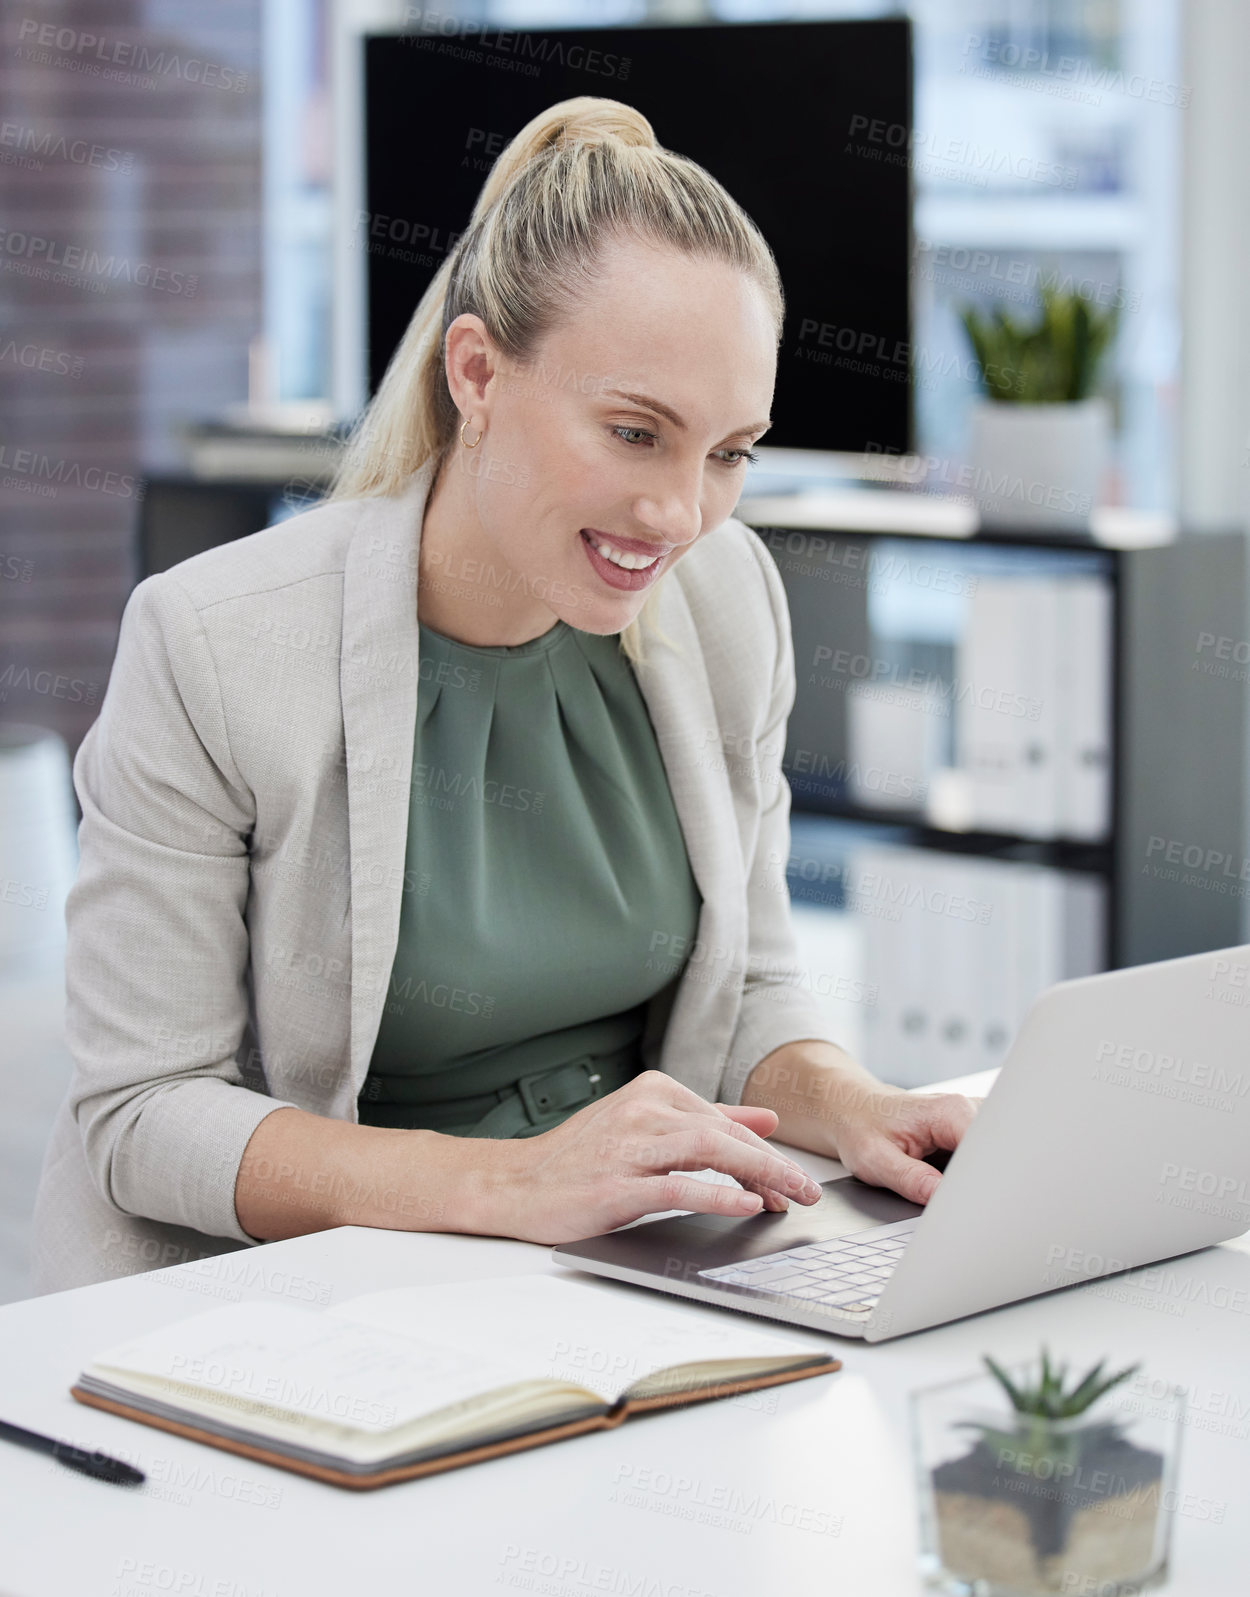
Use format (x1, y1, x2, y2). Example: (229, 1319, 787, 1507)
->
(633, 472, 704, 546)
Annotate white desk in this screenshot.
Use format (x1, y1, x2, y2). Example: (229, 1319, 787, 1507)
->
(3, 1071, 1248, 1597)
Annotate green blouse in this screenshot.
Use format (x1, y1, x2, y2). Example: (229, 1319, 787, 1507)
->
(357, 616, 703, 1137)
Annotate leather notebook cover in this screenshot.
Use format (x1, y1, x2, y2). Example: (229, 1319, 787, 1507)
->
(71, 1358, 841, 1491)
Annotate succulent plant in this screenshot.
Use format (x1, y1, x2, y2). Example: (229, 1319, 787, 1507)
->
(933, 1348, 1163, 1567)
(959, 282, 1118, 403)
(984, 1348, 1139, 1419)
(961, 1348, 1140, 1467)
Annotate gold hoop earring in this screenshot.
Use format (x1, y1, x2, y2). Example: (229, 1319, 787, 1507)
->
(460, 419, 483, 449)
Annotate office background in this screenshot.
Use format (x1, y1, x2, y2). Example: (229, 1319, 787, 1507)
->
(1, 0, 1248, 1305)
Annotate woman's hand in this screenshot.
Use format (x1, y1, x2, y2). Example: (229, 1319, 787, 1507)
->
(821, 1086, 982, 1206)
(478, 1069, 824, 1245)
(740, 1039, 984, 1206)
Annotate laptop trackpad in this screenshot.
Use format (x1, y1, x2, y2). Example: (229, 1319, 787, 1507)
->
(558, 1174, 924, 1276)
(676, 1174, 922, 1249)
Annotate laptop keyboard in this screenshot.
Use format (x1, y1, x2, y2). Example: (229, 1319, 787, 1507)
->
(697, 1217, 918, 1314)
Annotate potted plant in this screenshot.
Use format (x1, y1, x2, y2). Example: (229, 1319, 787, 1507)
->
(959, 283, 1118, 533)
(912, 1348, 1185, 1595)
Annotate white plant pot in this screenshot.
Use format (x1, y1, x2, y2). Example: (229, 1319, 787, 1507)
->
(966, 397, 1110, 533)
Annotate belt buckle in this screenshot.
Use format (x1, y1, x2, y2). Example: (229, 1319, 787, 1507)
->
(517, 1057, 600, 1125)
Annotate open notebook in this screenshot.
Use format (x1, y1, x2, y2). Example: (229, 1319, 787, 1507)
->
(71, 1273, 840, 1489)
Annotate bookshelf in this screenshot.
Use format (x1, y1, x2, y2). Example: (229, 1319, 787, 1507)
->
(737, 485, 1247, 1086)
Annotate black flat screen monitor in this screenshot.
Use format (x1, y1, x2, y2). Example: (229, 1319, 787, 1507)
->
(363, 18, 912, 456)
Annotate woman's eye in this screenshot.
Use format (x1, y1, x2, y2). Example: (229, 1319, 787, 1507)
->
(613, 428, 760, 468)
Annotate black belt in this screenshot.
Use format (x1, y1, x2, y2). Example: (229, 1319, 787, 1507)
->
(360, 1049, 640, 1138)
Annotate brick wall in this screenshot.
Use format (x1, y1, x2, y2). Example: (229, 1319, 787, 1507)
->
(0, 1, 262, 758)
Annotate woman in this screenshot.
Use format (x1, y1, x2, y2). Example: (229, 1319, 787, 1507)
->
(32, 98, 977, 1292)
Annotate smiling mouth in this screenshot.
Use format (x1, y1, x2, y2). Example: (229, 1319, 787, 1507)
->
(581, 531, 666, 571)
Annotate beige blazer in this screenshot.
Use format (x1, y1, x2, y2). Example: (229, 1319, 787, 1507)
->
(31, 460, 838, 1293)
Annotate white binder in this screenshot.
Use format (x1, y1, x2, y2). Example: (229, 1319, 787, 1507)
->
(955, 577, 1064, 838)
(1016, 580, 1064, 838)
(1055, 577, 1113, 841)
(956, 577, 1021, 833)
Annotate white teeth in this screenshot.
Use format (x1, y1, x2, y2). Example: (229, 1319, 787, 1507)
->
(591, 536, 659, 571)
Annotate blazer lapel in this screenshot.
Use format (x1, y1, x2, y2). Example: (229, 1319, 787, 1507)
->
(629, 578, 743, 923)
(339, 463, 435, 1106)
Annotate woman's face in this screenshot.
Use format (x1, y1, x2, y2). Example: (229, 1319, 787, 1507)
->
(434, 234, 778, 638)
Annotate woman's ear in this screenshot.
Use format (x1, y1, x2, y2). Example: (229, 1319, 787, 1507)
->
(444, 314, 497, 420)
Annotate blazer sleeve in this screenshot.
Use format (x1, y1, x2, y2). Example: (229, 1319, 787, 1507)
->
(717, 531, 846, 1105)
(64, 572, 301, 1243)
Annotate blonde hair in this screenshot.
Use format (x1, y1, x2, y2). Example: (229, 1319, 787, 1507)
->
(329, 96, 784, 664)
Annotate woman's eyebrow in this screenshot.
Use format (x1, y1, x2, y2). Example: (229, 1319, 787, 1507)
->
(602, 387, 771, 440)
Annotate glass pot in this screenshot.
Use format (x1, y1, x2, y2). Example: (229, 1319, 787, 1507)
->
(910, 1365, 1185, 1596)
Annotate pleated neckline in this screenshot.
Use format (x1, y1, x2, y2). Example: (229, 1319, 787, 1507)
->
(418, 618, 573, 659)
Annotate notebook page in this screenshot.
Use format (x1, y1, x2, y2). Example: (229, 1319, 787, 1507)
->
(331, 1274, 833, 1405)
(86, 1300, 559, 1434)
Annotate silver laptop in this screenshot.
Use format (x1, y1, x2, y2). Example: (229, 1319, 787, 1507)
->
(553, 944, 1250, 1341)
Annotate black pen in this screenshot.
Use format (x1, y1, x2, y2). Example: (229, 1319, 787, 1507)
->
(0, 1417, 145, 1485)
